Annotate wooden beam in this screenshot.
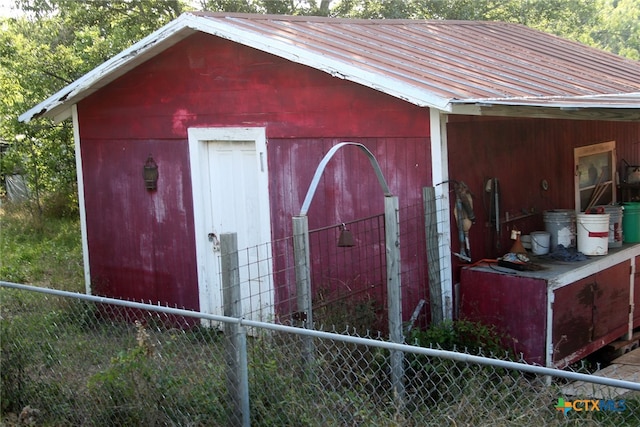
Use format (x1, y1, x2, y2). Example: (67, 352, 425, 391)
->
(450, 105, 640, 122)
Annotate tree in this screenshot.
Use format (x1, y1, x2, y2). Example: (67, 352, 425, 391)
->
(195, 0, 331, 15)
(0, 1, 190, 215)
(592, 0, 640, 60)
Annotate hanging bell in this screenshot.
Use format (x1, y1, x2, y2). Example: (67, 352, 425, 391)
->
(337, 223, 355, 247)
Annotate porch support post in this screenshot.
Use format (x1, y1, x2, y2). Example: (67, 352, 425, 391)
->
(430, 109, 453, 320)
(424, 186, 443, 324)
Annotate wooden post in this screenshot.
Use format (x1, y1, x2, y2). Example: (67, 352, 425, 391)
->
(293, 215, 315, 371)
(385, 195, 405, 408)
(220, 233, 250, 427)
(423, 187, 443, 325)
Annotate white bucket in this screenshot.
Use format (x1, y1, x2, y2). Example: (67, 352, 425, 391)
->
(530, 231, 550, 255)
(594, 205, 624, 248)
(577, 213, 610, 256)
(543, 209, 576, 249)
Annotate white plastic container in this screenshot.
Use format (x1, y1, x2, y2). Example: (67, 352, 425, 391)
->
(543, 209, 576, 249)
(576, 213, 610, 256)
(594, 205, 624, 248)
(530, 231, 550, 255)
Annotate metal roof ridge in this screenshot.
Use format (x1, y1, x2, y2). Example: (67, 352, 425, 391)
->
(191, 11, 507, 25)
(19, 12, 454, 123)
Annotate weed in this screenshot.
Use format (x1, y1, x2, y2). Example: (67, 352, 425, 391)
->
(0, 203, 83, 292)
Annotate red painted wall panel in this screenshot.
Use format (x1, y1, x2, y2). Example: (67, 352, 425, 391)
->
(635, 255, 640, 328)
(459, 268, 547, 364)
(267, 137, 431, 321)
(79, 33, 427, 140)
(77, 33, 431, 314)
(552, 262, 630, 365)
(82, 139, 198, 309)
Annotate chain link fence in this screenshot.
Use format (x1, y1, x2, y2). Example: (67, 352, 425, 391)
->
(2, 281, 639, 426)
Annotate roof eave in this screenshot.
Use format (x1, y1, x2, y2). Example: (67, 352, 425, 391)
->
(18, 14, 199, 123)
(19, 13, 451, 123)
(449, 102, 640, 121)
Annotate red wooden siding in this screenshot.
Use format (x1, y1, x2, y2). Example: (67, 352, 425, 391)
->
(635, 255, 640, 329)
(552, 261, 630, 365)
(79, 33, 428, 140)
(82, 138, 198, 309)
(459, 269, 547, 365)
(447, 117, 640, 276)
(268, 137, 431, 321)
(77, 33, 432, 314)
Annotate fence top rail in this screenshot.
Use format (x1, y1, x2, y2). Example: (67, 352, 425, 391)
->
(3, 280, 639, 392)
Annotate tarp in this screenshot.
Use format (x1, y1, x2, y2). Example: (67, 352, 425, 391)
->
(5, 174, 29, 202)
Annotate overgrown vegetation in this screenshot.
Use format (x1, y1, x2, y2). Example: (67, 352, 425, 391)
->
(0, 201, 82, 290)
(3, 286, 639, 425)
(408, 318, 514, 357)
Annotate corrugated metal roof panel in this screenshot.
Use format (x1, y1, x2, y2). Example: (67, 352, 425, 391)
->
(194, 13, 640, 100)
(20, 12, 640, 123)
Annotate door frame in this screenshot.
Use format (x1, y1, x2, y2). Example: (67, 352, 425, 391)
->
(188, 127, 271, 316)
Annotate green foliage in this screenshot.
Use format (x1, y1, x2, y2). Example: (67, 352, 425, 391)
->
(1, 0, 188, 218)
(593, 0, 640, 60)
(87, 346, 159, 425)
(0, 321, 29, 413)
(0, 204, 83, 289)
(313, 282, 384, 333)
(408, 318, 512, 357)
(196, 0, 330, 15)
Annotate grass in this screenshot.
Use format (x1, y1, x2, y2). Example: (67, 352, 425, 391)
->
(0, 201, 83, 291)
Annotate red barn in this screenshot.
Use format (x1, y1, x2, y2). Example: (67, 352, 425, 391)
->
(21, 13, 640, 364)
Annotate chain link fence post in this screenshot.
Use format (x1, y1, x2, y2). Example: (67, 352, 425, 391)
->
(385, 195, 405, 411)
(293, 215, 315, 377)
(221, 232, 250, 427)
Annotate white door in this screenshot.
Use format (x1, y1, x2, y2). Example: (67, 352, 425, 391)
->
(188, 128, 273, 323)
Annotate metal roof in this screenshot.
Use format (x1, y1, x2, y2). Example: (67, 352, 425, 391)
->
(20, 12, 640, 123)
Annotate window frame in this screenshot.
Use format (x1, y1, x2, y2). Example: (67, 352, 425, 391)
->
(574, 141, 616, 212)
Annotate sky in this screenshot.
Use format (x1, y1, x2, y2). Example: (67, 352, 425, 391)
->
(0, 1, 22, 18)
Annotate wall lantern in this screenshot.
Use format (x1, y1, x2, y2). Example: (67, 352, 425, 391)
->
(337, 223, 355, 247)
(143, 155, 159, 191)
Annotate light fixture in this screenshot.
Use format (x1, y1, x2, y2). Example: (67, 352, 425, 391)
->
(337, 223, 355, 247)
(143, 154, 158, 191)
